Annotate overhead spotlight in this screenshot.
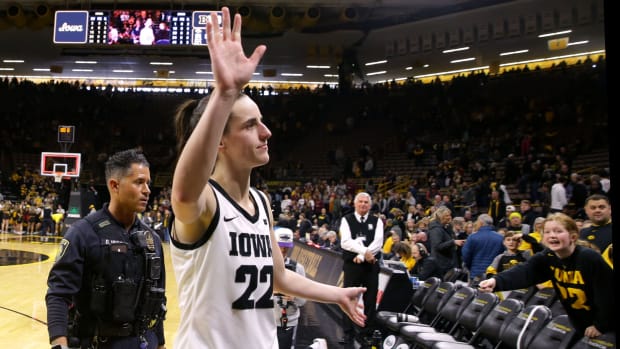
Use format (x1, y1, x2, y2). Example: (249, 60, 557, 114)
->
(30, 2, 53, 29)
(299, 6, 320, 28)
(7, 3, 27, 27)
(35, 3, 51, 18)
(340, 7, 358, 22)
(269, 6, 287, 31)
(237, 5, 251, 19)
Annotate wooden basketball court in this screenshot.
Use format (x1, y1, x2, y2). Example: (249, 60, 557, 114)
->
(0, 233, 181, 348)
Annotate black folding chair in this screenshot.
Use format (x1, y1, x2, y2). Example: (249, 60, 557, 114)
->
(527, 314, 577, 349)
(498, 304, 553, 349)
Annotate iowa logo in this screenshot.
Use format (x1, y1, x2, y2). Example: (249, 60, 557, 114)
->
(55, 239, 70, 262)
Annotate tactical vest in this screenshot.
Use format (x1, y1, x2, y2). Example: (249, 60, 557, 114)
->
(74, 211, 165, 338)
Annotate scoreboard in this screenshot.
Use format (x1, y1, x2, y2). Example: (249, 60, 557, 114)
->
(53, 9, 222, 46)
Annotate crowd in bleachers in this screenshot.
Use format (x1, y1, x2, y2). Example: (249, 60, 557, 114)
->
(0, 56, 609, 234)
(0, 55, 613, 347)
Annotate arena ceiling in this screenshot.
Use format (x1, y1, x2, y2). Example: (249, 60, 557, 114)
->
(0, 0, 608, 86)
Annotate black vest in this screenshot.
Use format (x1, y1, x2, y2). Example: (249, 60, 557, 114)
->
(342, 213, 379, 261)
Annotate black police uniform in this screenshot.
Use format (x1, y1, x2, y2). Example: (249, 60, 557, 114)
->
(46, 204, 166, 349)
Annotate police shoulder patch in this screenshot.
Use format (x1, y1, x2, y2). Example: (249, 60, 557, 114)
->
(56, 238, 70, 262)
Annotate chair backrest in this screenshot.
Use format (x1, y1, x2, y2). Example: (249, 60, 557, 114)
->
(527, 314, 577, 349)
(524, 287, 557, 308)
(498, 304, 553, 349)
(410, 276, 441, 312)
(456, 291, 500, 334)
(471, 298, 524, 347)
(419, 281, 457, 324)
(443, 267, 468, 282)
(505, 286, 537, 304)
(570, 332, 616, 349)
(437, 286, 477, 327)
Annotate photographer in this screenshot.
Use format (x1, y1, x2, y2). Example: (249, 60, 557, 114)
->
(273, 228, 306, 349)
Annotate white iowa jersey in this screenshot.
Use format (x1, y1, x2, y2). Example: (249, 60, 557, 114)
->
(171, 179, 278, 349)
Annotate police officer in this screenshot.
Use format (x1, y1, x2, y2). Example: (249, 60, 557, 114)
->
(46, 149, 166, 349)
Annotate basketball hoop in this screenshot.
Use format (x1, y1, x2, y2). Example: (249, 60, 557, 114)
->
(54, 172, 63, 183)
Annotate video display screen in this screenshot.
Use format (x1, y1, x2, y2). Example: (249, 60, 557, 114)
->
(108, 10, 191, 45)
(54, 9, 219, 46)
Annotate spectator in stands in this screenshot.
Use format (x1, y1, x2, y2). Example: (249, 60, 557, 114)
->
(567, 173, 588, 218)
(518, 199, 539, 227)
(323, 230, 341, 251)
(516, 216, 545, 254)
(427, 206, 464, 276)
(588, 174, 606, 197)
(479, 213, 614, 343)
(505, 211, 531, 236)
(409, 242, 442, 280)
(461, 214, 505, 282)
(403, 218, 416, 240)
(392, 241, 416, 272)
(382, 226, 402, 260)
(550, 175, 568, 213)
(485, 231, 530, 279)
(488, 190, 506, 228)
(496, 204, 515, 229)
(579, 194, 612, 252)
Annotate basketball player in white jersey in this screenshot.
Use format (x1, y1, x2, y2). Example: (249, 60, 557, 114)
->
(170, 8, 367, 349)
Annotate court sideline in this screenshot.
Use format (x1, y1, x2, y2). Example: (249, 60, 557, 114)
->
(0, 234, 345, 348)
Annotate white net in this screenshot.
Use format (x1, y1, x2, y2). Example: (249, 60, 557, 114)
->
(54, 172, 63, 183)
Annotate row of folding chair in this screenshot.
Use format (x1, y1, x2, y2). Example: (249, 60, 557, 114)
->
(375, 282, 616, 349)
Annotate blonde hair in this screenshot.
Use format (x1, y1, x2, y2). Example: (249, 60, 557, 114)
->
(543, 213, 579, 239)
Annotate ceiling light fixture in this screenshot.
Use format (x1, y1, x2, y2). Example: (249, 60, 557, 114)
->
(75, 60, 97, 64)
(281, 73, 303, 77)
(306, 65, 331, 69)
(500, 49, 604, 68)
(567, 40, 589, 46)
(366, 71, 386, 76)
(538, 30, 572, 38)
(2, 59, 24, 63)
(450, 57, 476, 63)
(442, 47, 469, 53)
(365, 60, 387, 66)
(499, 49, 529, 56)
(414, 65, 489, 79)
(150, 62, 173, 66)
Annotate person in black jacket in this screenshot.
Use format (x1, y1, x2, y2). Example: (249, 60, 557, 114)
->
(409, 242, 442, 280)
(46, 149, 167, 349)
(479, 212, 614, 343)
(427, 206, 465, 276)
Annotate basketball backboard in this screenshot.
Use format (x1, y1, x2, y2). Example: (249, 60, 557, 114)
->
(40, 152, 81, 179)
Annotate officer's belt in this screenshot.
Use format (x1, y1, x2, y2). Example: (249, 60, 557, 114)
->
(97, 321, 134, 337)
